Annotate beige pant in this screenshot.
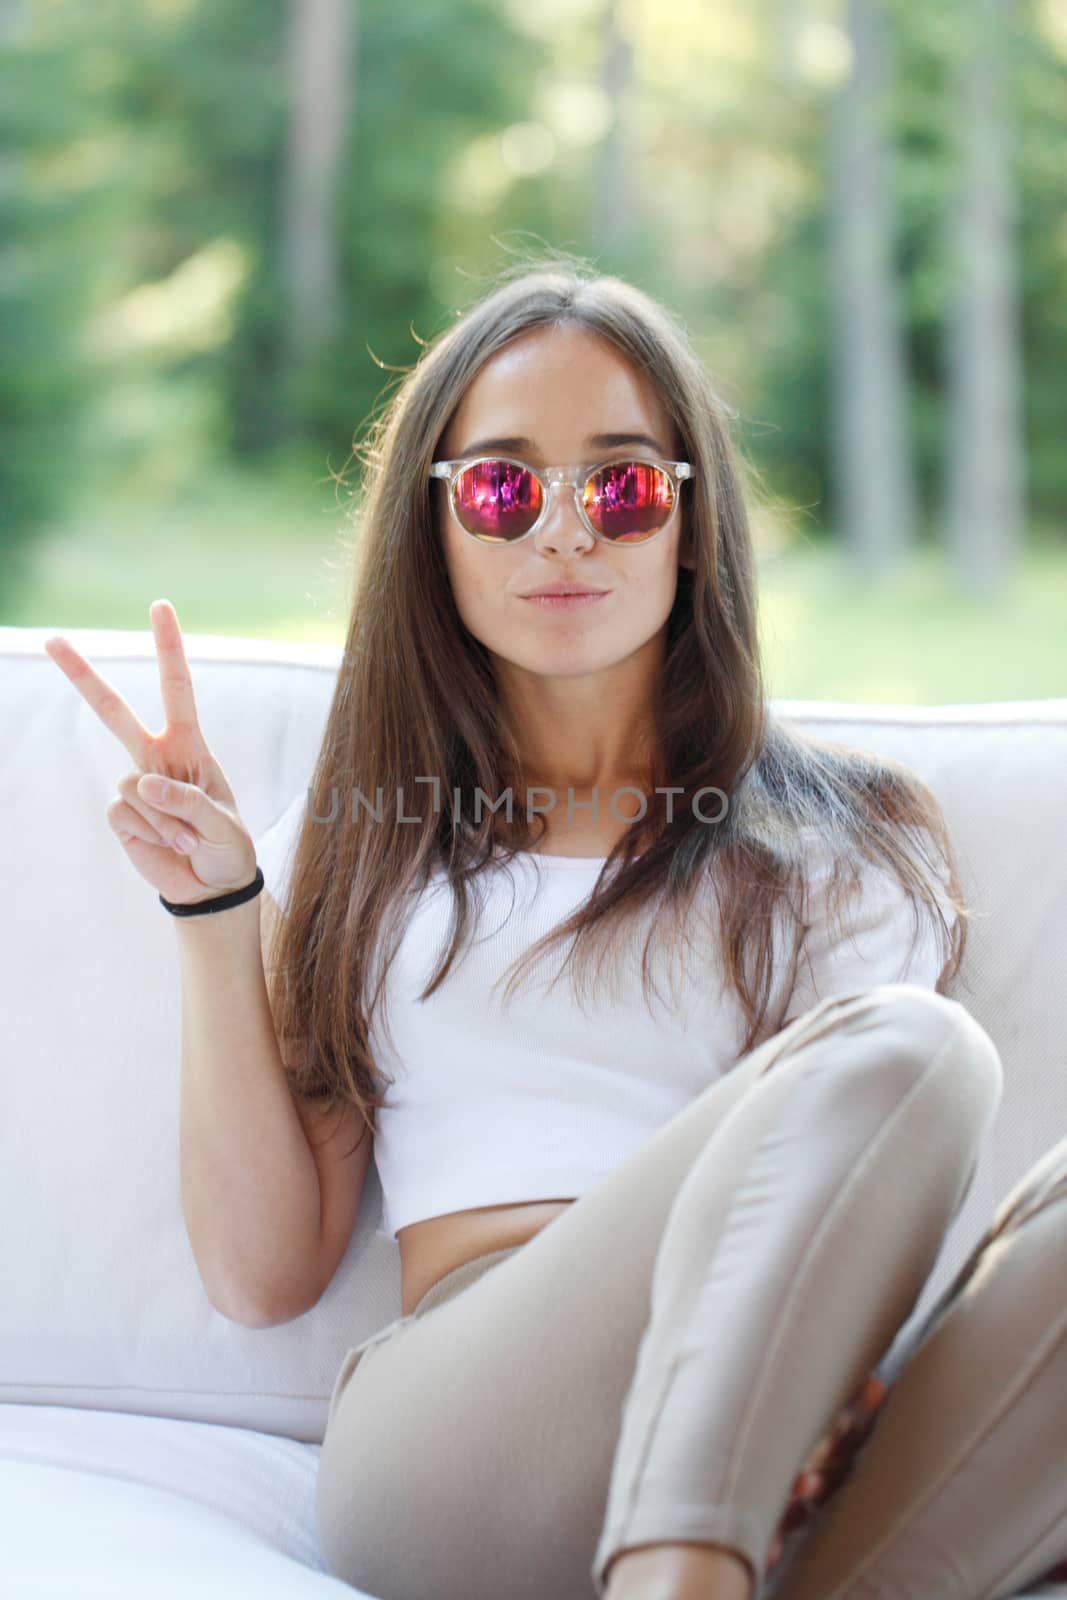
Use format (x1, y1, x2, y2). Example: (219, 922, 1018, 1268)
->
(314, 984, 1067, 1599)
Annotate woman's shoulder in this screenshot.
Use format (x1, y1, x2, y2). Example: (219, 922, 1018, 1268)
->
(791, 821, 950, 890)
(778, 822, 957, 1021)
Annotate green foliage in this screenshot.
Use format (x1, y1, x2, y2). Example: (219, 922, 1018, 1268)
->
(5, 0, 1067, 621)
(0, 15, 110, 576)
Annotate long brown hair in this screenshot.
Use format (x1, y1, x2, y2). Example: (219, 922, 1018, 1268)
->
(266, 253, 968, 1156)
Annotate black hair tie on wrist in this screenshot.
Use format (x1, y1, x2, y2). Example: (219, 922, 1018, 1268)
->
(159, 865, 264, 917)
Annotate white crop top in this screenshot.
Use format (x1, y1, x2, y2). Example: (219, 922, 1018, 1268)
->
(256, 794, 955, 1242)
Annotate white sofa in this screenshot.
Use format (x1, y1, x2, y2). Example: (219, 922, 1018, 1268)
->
(2, 621, 1065, 1599)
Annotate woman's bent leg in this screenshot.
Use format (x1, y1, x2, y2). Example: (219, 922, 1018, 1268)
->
(314, 984, 1002, 1600)
(765, 1136, 1067, 1600)
(591, 985, 1002, 1596)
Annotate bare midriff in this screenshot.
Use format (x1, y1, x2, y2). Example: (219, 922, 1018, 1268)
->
(397, 1199, 576, 1316)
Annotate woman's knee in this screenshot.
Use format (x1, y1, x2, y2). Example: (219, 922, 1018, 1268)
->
(760, 986, 1003, 1184)
(805, 983, 1003, 1110)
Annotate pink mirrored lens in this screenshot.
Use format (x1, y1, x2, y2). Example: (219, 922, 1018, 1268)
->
(585, 461, 674, 541)
(453, 460, 542, 542)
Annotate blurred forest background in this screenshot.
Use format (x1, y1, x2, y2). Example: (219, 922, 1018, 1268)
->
(2, 0, 1065, 701)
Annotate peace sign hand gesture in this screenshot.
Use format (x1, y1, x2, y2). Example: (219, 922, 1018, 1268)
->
(44, 599, 258, 909)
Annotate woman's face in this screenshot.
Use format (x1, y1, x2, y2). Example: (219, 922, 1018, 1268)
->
(433, 323, 695, 685)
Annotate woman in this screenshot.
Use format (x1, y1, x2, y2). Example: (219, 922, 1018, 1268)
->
(45, 262, 1067, 1600)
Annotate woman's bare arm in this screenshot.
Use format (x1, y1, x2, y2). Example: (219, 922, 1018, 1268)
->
(43, 602, 367, 1328)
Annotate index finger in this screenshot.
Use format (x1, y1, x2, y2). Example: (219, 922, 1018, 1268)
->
(43, 633, 155, 770)
(149, 599, 201, 733)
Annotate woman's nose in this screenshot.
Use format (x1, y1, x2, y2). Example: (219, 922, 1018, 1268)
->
(532, 482, 596, 555)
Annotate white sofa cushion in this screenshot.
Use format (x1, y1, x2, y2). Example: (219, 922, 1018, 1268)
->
(0, 1402, 362, 1596)
(2, 623, 1065, 1447)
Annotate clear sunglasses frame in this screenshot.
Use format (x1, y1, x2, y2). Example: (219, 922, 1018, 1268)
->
(428, 454, 695, 546)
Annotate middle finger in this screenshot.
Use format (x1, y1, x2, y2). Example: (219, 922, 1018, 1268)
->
(149, 599, 202, 734)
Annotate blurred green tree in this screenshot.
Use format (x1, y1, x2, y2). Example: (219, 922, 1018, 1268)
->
(0, 0, 107, 594)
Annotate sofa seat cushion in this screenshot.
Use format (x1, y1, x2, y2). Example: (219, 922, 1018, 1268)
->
(0, 1403, 363, 1598)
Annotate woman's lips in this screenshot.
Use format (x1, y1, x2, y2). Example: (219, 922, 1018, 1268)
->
(521, 592, 609, 611)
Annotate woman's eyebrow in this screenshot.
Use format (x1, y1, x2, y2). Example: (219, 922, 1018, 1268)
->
(455, 430, 670, 458)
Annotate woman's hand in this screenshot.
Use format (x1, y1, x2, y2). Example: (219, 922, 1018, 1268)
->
(44, 599, 257, 908)
(766, 1374, 889, 1575)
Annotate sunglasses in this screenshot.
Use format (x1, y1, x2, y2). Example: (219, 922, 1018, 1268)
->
(429, 455, 694, 546)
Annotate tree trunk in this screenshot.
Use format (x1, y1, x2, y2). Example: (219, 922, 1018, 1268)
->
(280, 0, 353, 403)
(592, 0, 637, 259)
(942, 0, 1025, 595)
(827, 0, 918, 574)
